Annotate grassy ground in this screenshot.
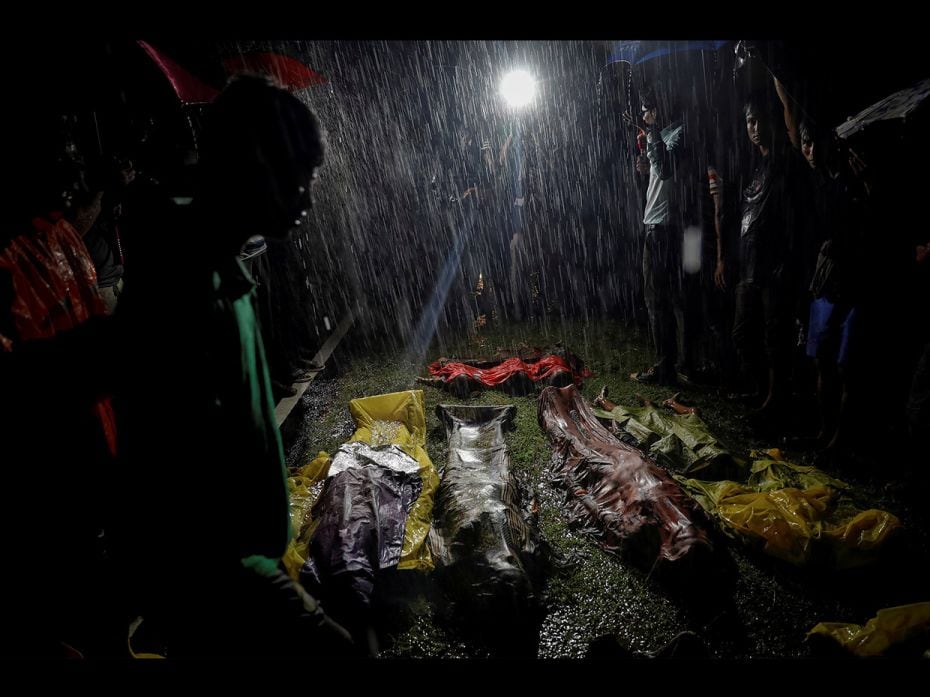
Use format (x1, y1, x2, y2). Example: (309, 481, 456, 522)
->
(285, 317, 930, 659)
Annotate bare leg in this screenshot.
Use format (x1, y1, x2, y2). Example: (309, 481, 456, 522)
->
(593, 385, 617, 411)
(755, 367, 778, 413)
(662, 392, 699, 416)
(821, 364, 849, 453)
(815, 360, 827, 441)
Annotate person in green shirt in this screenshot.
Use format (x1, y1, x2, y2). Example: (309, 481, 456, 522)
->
(115, 74, 354, 658)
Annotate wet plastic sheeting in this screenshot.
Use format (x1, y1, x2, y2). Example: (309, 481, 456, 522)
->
(348, 390, 440, 571)
(283, 452, 331, 579)
(0, 217, 105, 340)
(426, 352, 592, 396)
(675, 449, 901, 568)
(808, 602, 930, 657)
(433, 405, 546, 621)
(594, 402, 744, 479)
(300, 442, 422, 611)
(0, 217, 116, 453)
(538, 384, 713, 567)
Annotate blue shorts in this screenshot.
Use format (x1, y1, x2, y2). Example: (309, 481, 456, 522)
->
(806, 297, 857, 366)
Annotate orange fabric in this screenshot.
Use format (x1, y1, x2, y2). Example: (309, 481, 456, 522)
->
(1, 216, 115, 454)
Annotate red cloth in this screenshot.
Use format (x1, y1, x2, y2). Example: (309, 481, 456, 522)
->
(0, 216, 116, 455)
(428, 354, 591, 387)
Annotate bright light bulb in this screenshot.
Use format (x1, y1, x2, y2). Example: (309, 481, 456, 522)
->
(500, 70, 536, 108)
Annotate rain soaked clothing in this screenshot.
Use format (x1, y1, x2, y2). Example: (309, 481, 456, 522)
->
(638, 118, 700, 380)
(643, 223, 686, 381)
(806, 296, 858, 365)
(642, 122, 683, 225)
(733, 146, 804, 384)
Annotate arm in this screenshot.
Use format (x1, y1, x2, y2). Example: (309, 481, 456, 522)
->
(623, 111, 651, 179)
(774, 76, 801, 151)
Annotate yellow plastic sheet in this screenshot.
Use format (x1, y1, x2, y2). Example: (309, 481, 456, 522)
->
(808, 602, 930, 656)
(348, 390, 439, 571)
(283, 451, 331, 579)
(675, 450, 901, 567)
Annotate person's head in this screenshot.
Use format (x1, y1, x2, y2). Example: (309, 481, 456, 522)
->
(800, 118, 845, 174)
(198, 74, 325, 244)
(799, 119, 819, 169)
(640, 85, 658, 126)
(6, 114, 94, 235)
(743, 97, 773, 152)
(801, 118, 847, 174)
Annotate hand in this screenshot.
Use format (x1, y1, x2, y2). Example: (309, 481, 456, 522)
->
(714, 259, 726, 290)
(635, 155, 650, 174)
(734, 40, 757, 70)
(848, 147, 868, 177)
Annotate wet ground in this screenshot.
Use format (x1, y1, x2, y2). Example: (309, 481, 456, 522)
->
(284, 318, 930, 659)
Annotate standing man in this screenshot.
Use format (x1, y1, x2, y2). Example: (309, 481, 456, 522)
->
(631, 85, 692, 386)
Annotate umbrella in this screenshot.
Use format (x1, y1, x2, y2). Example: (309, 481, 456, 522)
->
(836, 78, 930, 140)
(222, 52, 327, 92)
(607, 40, 730, 66)
(137, 40, 220, 104)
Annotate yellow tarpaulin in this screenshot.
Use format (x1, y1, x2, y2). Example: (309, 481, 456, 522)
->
(675, 449, 901, 567)
(283, 391, 440, 579)
(808, 602, 930, 656)
(282, 451, 332, 579)
(348, 390, 439, 571)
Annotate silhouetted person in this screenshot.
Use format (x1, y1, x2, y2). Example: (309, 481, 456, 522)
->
(114, 75, 353, 658)
(1, 119, 120, 657)
(774, 76, 870, 456)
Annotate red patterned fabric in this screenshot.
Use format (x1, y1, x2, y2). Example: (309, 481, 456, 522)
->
(428, 354, 590, 387)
